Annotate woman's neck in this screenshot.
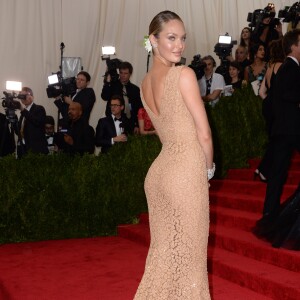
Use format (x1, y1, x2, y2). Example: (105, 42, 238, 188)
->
(253, 57, 264, 66)
(231, 77, 239, 83)
(153, 55, 173, 67)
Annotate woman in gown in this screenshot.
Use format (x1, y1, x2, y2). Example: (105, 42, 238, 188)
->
(134, 11, 214, 300)
(255, 38, 284, 182)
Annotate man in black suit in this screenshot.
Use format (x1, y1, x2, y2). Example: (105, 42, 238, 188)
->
(17, 87, 48, 155)
(95, 95, 133, 153)
(54, 71, 95, 126)
(259, 29, 300, 227)
(101, 61, 142, 134)
(0, 112, 15, 157)
(55, 102, 95, 155)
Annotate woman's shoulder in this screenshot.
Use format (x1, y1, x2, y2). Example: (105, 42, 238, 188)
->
(140, 72, 151, 91)
(273, 62, 283, 74)
(178, 65, 197, 81)
(138, 107, 146, 114)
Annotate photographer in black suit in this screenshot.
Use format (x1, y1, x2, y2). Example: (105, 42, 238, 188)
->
(17, 87, 48, 155)
(0, 112, 15, 157)
(96, 95, 133, 153)
(55, 71, 95, 127)
(257, 29, 300, 230)
(250, 4, 283, 61)
(101, 61, 142, 134)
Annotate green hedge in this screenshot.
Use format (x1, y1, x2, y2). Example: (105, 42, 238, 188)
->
(0, 85, 267, 243)
(207, 85, 267, 177)
(0, 137, 161, 243)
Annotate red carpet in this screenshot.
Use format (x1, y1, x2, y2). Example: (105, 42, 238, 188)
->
(0, 237, 147, 300)
(0, 155, 299, 299)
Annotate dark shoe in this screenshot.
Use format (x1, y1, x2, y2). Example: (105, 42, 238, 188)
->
(253, 214, 276, 238)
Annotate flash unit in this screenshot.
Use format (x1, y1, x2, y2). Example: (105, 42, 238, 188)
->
(48, 74, 59, 85)
(218, 35, 232, 44)
(6, 81, 22, 91)
(102, 46, 116, 55)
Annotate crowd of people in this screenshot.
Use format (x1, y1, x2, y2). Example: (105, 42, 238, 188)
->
(193, 4, 285, 105)
(0, 3, 291, 158)
(0, 61, 156, 157)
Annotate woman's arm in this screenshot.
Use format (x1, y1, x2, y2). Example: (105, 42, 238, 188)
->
(202, 89, 222, 102)
(179, 67, 214, 170)
(244, 66, 249, 82)
(138, 119, 156, 135)
(259, 76, 267, 99)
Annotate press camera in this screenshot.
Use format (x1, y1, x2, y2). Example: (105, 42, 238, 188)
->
(101, 46, 122, 83)
(214, 34, 237, 61)
(188, 54, 206, 80)
(46, 72, 77, 98)
(1, 91, 24, 123)
(104, 58, 122, 83)
(247, 3, 277, 28)
(278, 2, 300, 29)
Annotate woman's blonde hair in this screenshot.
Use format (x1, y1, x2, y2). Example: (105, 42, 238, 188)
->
(149, 10, 183, 37)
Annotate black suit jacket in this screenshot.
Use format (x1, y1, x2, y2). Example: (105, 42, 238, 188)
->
(272, 57, 300, 136)
(72, 88, 96, 122)
(95, 115, 132, 153)
(101, 80, 143, 128)
(0, 113, 15, 156)
(55, 117, 95, 155)
(54, 87, 95, 126)
(19, 103, 48, 154)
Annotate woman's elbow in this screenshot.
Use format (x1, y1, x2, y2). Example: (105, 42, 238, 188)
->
(199, 129, 212, 144)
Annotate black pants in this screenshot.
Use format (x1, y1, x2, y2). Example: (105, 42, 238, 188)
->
(263, 135, 300, 219)
(258, 96, 273, 177)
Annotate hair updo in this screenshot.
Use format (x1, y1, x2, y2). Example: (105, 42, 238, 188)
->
(149, 10, 183, 37)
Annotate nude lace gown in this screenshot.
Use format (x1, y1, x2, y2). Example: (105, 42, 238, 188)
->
(134, 66, 210, 300)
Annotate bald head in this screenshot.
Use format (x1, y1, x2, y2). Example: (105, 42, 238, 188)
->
(68, 102, 82, 121)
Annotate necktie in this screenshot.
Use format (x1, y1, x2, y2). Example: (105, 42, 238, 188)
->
(205, 77, 212, 96)
(114, 117, 121, 122)
(122, 85, 131, 118)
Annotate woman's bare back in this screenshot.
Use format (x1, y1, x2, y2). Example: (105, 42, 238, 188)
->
(141, 66, 171, 117)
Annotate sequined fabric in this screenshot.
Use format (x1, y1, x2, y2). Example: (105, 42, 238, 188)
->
(134, 66, 210, 299)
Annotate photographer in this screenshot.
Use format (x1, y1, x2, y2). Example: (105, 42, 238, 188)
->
(54, 71, 95, 127)
(101, 61, 142, 134)
(17, 87, 48, 155)
(251, 4, 283, 61)
(0, 112, 15, 157)
(198, 55, 225, 107)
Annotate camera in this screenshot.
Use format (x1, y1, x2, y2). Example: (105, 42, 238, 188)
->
(278, 2, 300, 29)
(101, 46, 122, 83)
(188, 54, 206, 80)
(104, 58, 122, 83)
(214, 34, 237, 84)
(214, 34, 237, 61)
(247, 3, 276, 28)
(46, 72, 77, 98)
(2, 91, 23, 110)
(1, 91, 23, 124)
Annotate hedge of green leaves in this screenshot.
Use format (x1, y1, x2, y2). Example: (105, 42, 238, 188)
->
(0, 85, 267, 243)
(208, 85, 267, 177)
